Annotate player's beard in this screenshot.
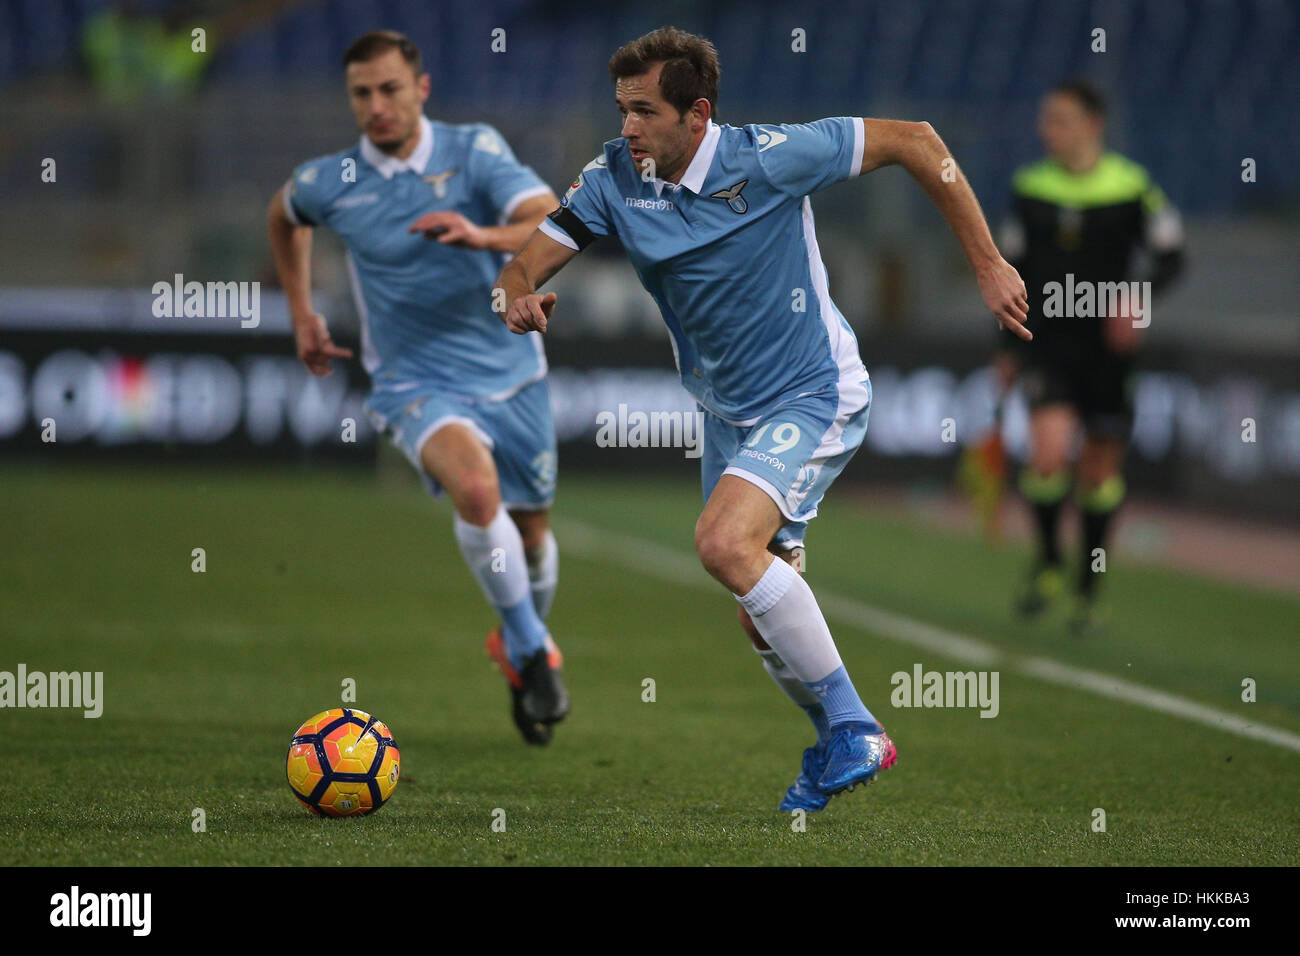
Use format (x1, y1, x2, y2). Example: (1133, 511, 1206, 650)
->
(368, 118, 416, 155)
(660, 118, 696, 181)
(653, 131, 692, 182)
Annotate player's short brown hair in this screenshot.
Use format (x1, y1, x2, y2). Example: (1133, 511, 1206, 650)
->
(1051, 79, 1107, 118)
(608, 26, 720, 120)
(343, 30, 422, 76)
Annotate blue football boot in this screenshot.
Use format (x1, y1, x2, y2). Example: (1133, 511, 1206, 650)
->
(817, 723, 898, 795)
(778, 741, 832, 812)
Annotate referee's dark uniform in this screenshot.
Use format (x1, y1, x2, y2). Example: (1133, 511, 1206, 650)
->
(1001, 150, 1184, 615)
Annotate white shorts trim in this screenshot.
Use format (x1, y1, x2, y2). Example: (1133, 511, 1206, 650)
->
(718, 379, 870, 524)
(502, 499, 553, 513)
(409, 414, 495, 470)
(722, 465, 802, 524)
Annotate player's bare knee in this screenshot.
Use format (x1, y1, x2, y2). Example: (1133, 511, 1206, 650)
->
(453, 473, 501, 526)
(693, 526, 725, 578)
(694, 521, 742, 586)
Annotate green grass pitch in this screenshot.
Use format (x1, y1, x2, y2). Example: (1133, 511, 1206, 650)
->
(2, 461, 1297, 865)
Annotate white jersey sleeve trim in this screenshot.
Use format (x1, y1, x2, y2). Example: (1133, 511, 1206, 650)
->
(538, 217, 580, 251)
(498, 184, 554, 225)
(282, 178, 304, 226)
(850, 117, 865, 177)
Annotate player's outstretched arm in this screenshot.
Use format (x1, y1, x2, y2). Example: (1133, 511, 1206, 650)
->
(859, 118, 1032, 341)
(408, 193, 559, 253)
(494, 229, 580, 335)
(267, 185, 354, 376)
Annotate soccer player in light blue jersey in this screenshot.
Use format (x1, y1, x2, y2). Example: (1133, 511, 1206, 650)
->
(497, 27, 1032, 808)
(268, 31, 569, 746)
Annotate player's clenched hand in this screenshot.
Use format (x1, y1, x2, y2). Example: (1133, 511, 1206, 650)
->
(293, 312, 354, 376)
(408, 211, 488, 249)
(504, 292, 557, 334)
(978, 257, 1032, 341)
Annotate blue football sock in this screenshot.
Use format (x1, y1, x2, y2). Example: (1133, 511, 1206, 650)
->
(452, 505, 550, 670)
(499, 596, 547, 669)
(802, 703, 832, 745)
(755, 646, 831, 745)
(805, 666, 880, 731)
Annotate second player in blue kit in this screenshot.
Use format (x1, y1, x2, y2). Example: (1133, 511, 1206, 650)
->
(268, 31, 570, 747)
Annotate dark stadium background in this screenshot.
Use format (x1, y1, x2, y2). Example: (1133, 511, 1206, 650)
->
(3, 0, 1297, 524)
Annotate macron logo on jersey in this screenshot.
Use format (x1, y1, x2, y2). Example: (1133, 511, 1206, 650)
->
(626, 197, 675, 211)
(472, 130, 502, 154)
(756, 128, 788, 151)
(333, 193, 380, 210)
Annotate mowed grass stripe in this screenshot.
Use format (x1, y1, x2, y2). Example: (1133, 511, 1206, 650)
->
(558, 518, 1300, 755)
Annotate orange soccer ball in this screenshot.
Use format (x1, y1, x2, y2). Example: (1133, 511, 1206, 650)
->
(285, 708, 401, 817)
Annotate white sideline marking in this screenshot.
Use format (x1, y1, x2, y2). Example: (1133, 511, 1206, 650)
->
(559, 519, 1300, 755)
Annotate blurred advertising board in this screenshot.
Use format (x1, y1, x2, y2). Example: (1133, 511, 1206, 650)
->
(2, 288, 1296, 519)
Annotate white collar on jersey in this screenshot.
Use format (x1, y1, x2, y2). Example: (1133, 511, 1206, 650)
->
(648, 120, 721, 197)
(360, 115, 434, 179)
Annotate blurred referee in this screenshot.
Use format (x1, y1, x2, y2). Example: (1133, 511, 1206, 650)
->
(997, 80, 1184, 634)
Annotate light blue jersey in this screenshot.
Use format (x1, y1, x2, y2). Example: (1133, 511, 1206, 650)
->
(285, 116, 552, 400)
(540, 118, 867, 423)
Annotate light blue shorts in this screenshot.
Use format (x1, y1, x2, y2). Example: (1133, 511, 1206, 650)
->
(364, 378, 556, 510)
(700, 377, 871, 550)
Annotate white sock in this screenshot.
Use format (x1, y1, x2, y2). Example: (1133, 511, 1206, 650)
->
(736, 557, 842, 683)
(525, 529, 559, 620)
(453, 505, 548, 665)
(755, 646, 820, 708)
(453, 505, 532, 609)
